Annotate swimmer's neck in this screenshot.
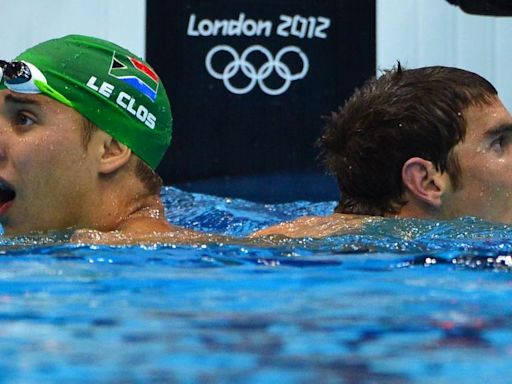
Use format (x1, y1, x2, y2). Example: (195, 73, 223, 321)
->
(114, 194, 176, 234)
(70, 193, 206, 245)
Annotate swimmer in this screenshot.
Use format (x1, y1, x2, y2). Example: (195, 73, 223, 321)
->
(253, 65, 512, 238)
(0, 35, 212, 244)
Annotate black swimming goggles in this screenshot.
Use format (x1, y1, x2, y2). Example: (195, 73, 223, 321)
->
(0, 60, 72, 106)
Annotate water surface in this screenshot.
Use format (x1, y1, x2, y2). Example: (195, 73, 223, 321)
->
(0, 187, 511, 383)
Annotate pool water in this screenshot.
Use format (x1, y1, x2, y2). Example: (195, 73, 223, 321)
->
(1, 186, 512, 383)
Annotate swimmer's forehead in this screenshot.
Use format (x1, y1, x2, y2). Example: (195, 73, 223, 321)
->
(1, 91, 69, 110)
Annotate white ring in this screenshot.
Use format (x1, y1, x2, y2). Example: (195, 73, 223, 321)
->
(205, 44, 309, 96)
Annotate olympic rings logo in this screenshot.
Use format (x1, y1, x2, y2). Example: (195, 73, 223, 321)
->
(205, 45, 309, 96)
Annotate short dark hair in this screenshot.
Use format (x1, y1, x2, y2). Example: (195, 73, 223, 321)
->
(81, 118, 163, 194)
(319, 65, 498, 215)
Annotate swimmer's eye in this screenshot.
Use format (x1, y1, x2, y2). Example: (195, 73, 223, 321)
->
(14, 111, 36, 128)
(490, 134, 512, 154)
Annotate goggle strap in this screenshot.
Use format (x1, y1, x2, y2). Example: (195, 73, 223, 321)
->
(34, 80, 73, 108)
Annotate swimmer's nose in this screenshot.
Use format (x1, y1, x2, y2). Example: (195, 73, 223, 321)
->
(0, 117, 11, 158)
(0, 116, 10, 136)
(0, 134, 7, 161)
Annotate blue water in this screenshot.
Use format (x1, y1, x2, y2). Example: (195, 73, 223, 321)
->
(1, 186, 512, 383)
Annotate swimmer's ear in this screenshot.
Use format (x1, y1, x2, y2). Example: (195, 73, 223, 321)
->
(98, 137, 132, 174)
(402, 157, 447, 208)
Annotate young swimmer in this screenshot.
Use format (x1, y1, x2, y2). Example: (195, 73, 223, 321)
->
(253, 65, 512, 238)
(0, 35, 216, 244)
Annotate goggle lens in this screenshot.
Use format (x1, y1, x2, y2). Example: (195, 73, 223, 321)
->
(0, 60, 32, 85)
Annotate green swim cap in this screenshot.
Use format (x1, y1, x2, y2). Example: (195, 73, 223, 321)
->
(4, 34, 172, 169)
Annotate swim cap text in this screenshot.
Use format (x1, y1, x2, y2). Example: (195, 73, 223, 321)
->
(86, 76, 156, 129)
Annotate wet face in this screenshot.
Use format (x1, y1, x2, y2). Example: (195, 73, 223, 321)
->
(442, 96, 512, 223)
(0, 90, 102, 234)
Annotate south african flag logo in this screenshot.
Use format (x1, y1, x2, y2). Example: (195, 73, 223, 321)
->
(108, 52, 159, 102)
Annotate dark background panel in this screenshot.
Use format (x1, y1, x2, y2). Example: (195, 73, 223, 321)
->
(146, 0, 375, 201)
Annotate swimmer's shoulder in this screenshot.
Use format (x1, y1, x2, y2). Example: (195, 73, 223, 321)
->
(70, 219, 228, 245)
(250, 213, 381, 239)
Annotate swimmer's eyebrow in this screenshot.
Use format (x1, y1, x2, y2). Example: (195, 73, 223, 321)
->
(4, 93, 42, 107)
(484, 123, 512, 138)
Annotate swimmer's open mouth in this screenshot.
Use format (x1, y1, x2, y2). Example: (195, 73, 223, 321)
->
(0, 181, 15, 206)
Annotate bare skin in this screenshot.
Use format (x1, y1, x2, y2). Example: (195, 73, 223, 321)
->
(69, 194, 215, 245)
(0, 89, 325, 246)
(252, 96, 512, 239)
(0, 89, 211, 244)
(7, 92, 511, 243)
(251, 213, 379, 239)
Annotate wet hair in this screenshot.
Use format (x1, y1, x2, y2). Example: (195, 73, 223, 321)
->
(81, 118, 163, 195)
(320, 65, 498, 216)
